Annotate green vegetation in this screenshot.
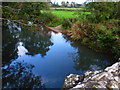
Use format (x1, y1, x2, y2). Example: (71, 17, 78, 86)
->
(46, 11, 78, 19)
(2, 2, 120, 59)
(92, 85, 97, 88)
(41, 10, 90, 27)
(50, 7, 83, 10)
(2, 2, 50, 24)
(43, 10, 90, 19)
(41, 10, 78, 27)
(63, 2, 120, 59)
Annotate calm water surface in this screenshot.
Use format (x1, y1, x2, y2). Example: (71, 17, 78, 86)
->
(2, 20, 115, 88)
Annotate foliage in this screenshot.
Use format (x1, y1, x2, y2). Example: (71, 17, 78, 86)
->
(2, 2, 50, 24)
(40, 11, 62, 27)
(75, 11, 91, 20)
(64, 2, 120, 59)
(85, 2, 120, 23)
(40, 10, 90, 27)
(42, 10, 82, 27)
(67, 19, 120, 59)
(62, 19, 72, 29)
(62, 18, 77, 29)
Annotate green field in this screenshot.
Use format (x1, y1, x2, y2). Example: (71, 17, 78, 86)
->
(49, 11, 78, 19)
(41, 10, 91, 27)
(50, 7, 83, 10)
(42, 10, 91, 20)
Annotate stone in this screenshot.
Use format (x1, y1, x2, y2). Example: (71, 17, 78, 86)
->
(106, 80, 119, 89)
(73, 84, 84, 88)
(114, 76, 120, 83)
(63, 61, 120, 89)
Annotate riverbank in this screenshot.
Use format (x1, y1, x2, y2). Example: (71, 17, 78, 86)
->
(45, 24, 67, 34)
(45, 20, 120, 60)
(63, 61, 120, 89)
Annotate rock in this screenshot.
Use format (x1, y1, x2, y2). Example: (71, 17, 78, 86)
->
(106, 80, 119, 89)
(72, 84, 84, 88)
(62, 74, 84, 89)
(63, 61, 120, 89)
(114, 76, 120, 83)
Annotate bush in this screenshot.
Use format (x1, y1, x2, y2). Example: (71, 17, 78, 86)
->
(40, 12, 61, 27)
(85, 2, 119, 23)
(62, 19, 72, 29)
(67, 20, 120, 59)
(62, 18, 78, 29)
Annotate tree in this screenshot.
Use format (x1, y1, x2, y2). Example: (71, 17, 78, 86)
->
(71, 2, 76, 7)
(85, 2, 119, 23)
(61, 1, 66, 7)
(2, 2, 50, 24)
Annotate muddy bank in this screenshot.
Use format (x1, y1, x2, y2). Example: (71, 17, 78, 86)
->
(45, 25, 67, 34)
(63, 61, 120, 89)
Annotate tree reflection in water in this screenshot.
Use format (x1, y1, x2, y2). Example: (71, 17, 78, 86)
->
(2, 20, 53, 64)
(2, 20, 53, 88)
(64, 36, 114, 72)
(2, 61, 45, 88)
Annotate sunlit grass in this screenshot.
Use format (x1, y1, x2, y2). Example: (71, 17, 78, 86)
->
(49, 11, 78, 19)
(50, 7, 83, 10)
(42, 10, 90, 20)
(41, 10, 91, 27)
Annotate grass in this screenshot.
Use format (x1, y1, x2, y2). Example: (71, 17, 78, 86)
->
(48, 11, 78, 19)
(40, 10, 91, 27)
(50, 7, 83, 10)
(42, 10, 90, 20)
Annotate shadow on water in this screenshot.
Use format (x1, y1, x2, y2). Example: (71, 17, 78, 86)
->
(63, 35, 116, 72)
(2, 20, 116, 88)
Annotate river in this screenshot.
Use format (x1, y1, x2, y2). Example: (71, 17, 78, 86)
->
(2, 20, 115, 88)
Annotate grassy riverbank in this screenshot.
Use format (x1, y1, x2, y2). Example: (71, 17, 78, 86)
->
(41, 10, 90, 27)
(65, 19, 120, 59)
(60, 2, 120, 59)
(44, 3, 120, 59)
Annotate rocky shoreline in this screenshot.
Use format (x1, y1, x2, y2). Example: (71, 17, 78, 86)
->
(63, 61, 120, 89)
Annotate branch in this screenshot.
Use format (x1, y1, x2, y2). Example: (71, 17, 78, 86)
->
(0, 18, 40, 27)
(1, 6, 21, 11)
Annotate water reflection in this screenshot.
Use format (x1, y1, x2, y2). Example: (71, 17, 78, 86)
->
(2, 20, 115, 88)
(2, 20, 53, 64)
(16, 42, 28, 57)
(68, 41, 115, 72)
(2, 61, 45, 88)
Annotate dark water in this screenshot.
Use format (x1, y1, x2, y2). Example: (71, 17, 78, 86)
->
(2, 20, 115, 88)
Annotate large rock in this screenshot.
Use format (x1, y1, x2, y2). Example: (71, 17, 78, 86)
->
(63, 74, 84, 89)
(63, 61, 120, 89)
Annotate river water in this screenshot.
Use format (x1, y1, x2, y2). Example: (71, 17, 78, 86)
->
(2, 20, 115, 88)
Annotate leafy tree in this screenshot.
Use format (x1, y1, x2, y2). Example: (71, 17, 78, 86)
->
(85, 2, 119, 23)
(2, 2, 50, 24)
(61, 1, 66, 7)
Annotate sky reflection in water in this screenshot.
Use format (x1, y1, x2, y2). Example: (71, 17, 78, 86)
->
(2, 21, 115, 88)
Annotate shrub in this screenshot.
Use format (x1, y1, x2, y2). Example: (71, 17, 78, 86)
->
(40, 12, 61, 27)
(62, 18, 77, 29)
(67, 20, 120, 59)
(85, 2, 119, 23)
